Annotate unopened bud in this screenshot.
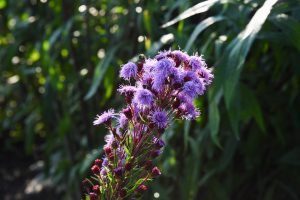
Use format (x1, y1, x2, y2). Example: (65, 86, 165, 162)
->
(92, 185, 100, 194)
(151, 166, 161, 176)
(104, 146, 112, 155)
(91, 165, 100, 174)
(89, 192, 98, 200)
(138, 184, 148, 192)
(94, 159, 102, 167)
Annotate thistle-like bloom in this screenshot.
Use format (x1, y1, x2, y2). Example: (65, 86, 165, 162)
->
(189, 55, 205, 71)
(172, 50, 189, 63)
(120, 62, 138, 80)
(151, 110, 168, 129)
(118, 113, 128, 129)
(182, 81, 198, 98)
(117, 85, 137, 94)
(83, 49, 213, 200)
(93, 109, 115, 125)
(133, 88, 154, 107)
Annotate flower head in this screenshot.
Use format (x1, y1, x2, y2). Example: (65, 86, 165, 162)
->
(154, 58, 175, 75)
(154, 50, 171, 60)
(93, 109, 115, 125)
(172, 50, 189, 63)
(151, 110, 168, 129)
(179, 101, 200, 120)
(118, 113, 128, 129)
(120, 62, 138, 80)
(85, 49, 213, 199)
(189, 55, 205, 71)
(152, 73, 165, 92)
(200, 67, 214, 85)
(133, 88, 154, 107)
(182, 81, 198, 98)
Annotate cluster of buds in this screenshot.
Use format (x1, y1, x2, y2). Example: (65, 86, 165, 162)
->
(82, 50, 213, 199)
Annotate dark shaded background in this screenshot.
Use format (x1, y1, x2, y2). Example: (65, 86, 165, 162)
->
(1, 0, 300, 199)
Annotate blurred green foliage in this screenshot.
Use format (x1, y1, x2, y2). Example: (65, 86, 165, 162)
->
(1, 0, 300, 199)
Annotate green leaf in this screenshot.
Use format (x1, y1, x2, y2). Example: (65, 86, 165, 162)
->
(183, 121, 191, 151)
(271, 14, 300, 52)
(185, 16, 225, 51)
(223, 0, 279, 107)
(208, 100, 221, 147)
(85, 45, 120, 100)
(0, 0, 6, 9)
(240, 84, 266, 133)
(161, 0, 223, 28)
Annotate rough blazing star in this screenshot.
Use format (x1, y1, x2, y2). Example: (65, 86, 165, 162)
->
(133, 88, 154, 107)
(93, 109, 115, 125)
(189, 55, 205, 71)
(151, 110, 168, 129)
(83, 49, 213, 200)
(172, 50, 189, 63)
(120, 62, 138, 80)
(182, 81, 198, 98)
(118, 113, 128, 129)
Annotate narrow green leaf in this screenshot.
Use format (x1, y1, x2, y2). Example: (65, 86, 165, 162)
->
(161, 0, 223, 28)
(183, 120, 191, 151)
(185, 16, 225, 51)
(240, 84, 266, 133)
(223, 0, 279, 107)
(208, 100, 221, 147)
(85, 45, 120, 100)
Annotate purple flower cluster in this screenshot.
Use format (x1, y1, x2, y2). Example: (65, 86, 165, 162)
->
(83, 50, 213, 200)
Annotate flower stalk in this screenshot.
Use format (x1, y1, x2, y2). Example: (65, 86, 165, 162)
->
(82, 50, 213, 200)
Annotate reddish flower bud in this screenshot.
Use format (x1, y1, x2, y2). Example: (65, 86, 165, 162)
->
(94, 159, 102, 167)
(89, 192, 98, 200)
(108, 152, 114, 161)
(92, 185, 100, 194)
(104, 146, 112, 155)
(122, 107, 132, 119)
(91, 165, 100, 174)
(151, 166, 161, 176)
(138, 184, 148, 192)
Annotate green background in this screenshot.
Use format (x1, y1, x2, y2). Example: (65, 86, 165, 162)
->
(1, 0, 300, 199)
